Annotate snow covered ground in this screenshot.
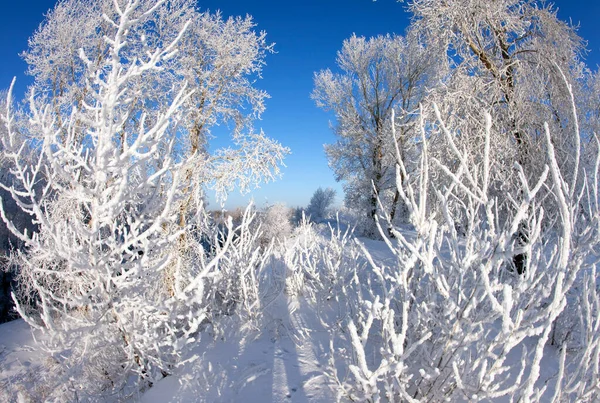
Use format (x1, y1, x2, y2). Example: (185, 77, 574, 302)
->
(141, 295, 335, 402)
(0, 318, 46, 401)
(0, 279, 340, 402)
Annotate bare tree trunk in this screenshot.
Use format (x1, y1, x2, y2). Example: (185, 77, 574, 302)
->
(369, 141, 384, 237)
(388, 189, 401, 238)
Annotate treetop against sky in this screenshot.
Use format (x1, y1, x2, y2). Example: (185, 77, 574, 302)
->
(1, 0, 599, 210)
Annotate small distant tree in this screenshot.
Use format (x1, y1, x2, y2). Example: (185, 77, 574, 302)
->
(292, 206, 305, 226)
(306, 187, 336, 223)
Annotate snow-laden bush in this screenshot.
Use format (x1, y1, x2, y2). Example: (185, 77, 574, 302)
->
(0, 3, 195, 395)
(256, 203, 293, 246)
(0, 95, 39, 324)
(323, 104, 600, 402)
(206, 205, 281, 336)
(282, 215, 363, 315)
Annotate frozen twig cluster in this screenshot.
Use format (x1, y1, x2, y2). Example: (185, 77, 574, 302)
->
(325, 98, 600, 401)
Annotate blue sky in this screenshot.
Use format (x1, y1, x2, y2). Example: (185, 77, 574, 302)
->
(1, 0, 599, 210)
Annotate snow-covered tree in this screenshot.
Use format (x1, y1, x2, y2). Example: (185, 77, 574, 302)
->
(386, 0, 593, 273)
(19, 0, 289, 299)
(22, 0, 288, 240)
(2, 1, 189, 394)
(313, 32, 440, 236)
(23, 0, 272, 153)
(410, 0, 587, 208)
(0, 0, 287, 398)
(306, 187, 336, 223)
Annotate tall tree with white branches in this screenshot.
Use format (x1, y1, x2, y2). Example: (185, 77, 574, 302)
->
(0, 0, 287, 398)
(407, 0, 590, 272)
(22, 0, 288, 296)
(410, 0, 587, 202)
(313, 32, 440, 236)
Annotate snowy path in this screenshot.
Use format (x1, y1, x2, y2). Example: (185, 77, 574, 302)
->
(141, 295, 336, 402)
(0, 298, 335, 402)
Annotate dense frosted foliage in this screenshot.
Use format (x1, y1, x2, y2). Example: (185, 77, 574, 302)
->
(316, 0, 598, 235)
(0, 0, 287, 399)
(1, 0, 599, 401)
(258, 203, 293, 245)
(320, 105, 600, 402)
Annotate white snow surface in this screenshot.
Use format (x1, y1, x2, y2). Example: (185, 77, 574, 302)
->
(141, 295, 334, 402)
(0, 318, 47, 400)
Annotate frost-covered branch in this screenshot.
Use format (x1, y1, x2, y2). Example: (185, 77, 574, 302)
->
(326, 104, 600, 402)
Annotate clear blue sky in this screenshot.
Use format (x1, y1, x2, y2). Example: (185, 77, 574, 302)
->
(1, 0, 599, 210)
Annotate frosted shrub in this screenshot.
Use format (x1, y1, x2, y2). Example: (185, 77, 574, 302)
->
(282, 215, 316, 297)
(207, 205, 278, 335)
(258, 202, 293, 246)
(283, 215, 364, 319)
(0, 3, 192, 397)
(327, 105, 600, 402)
